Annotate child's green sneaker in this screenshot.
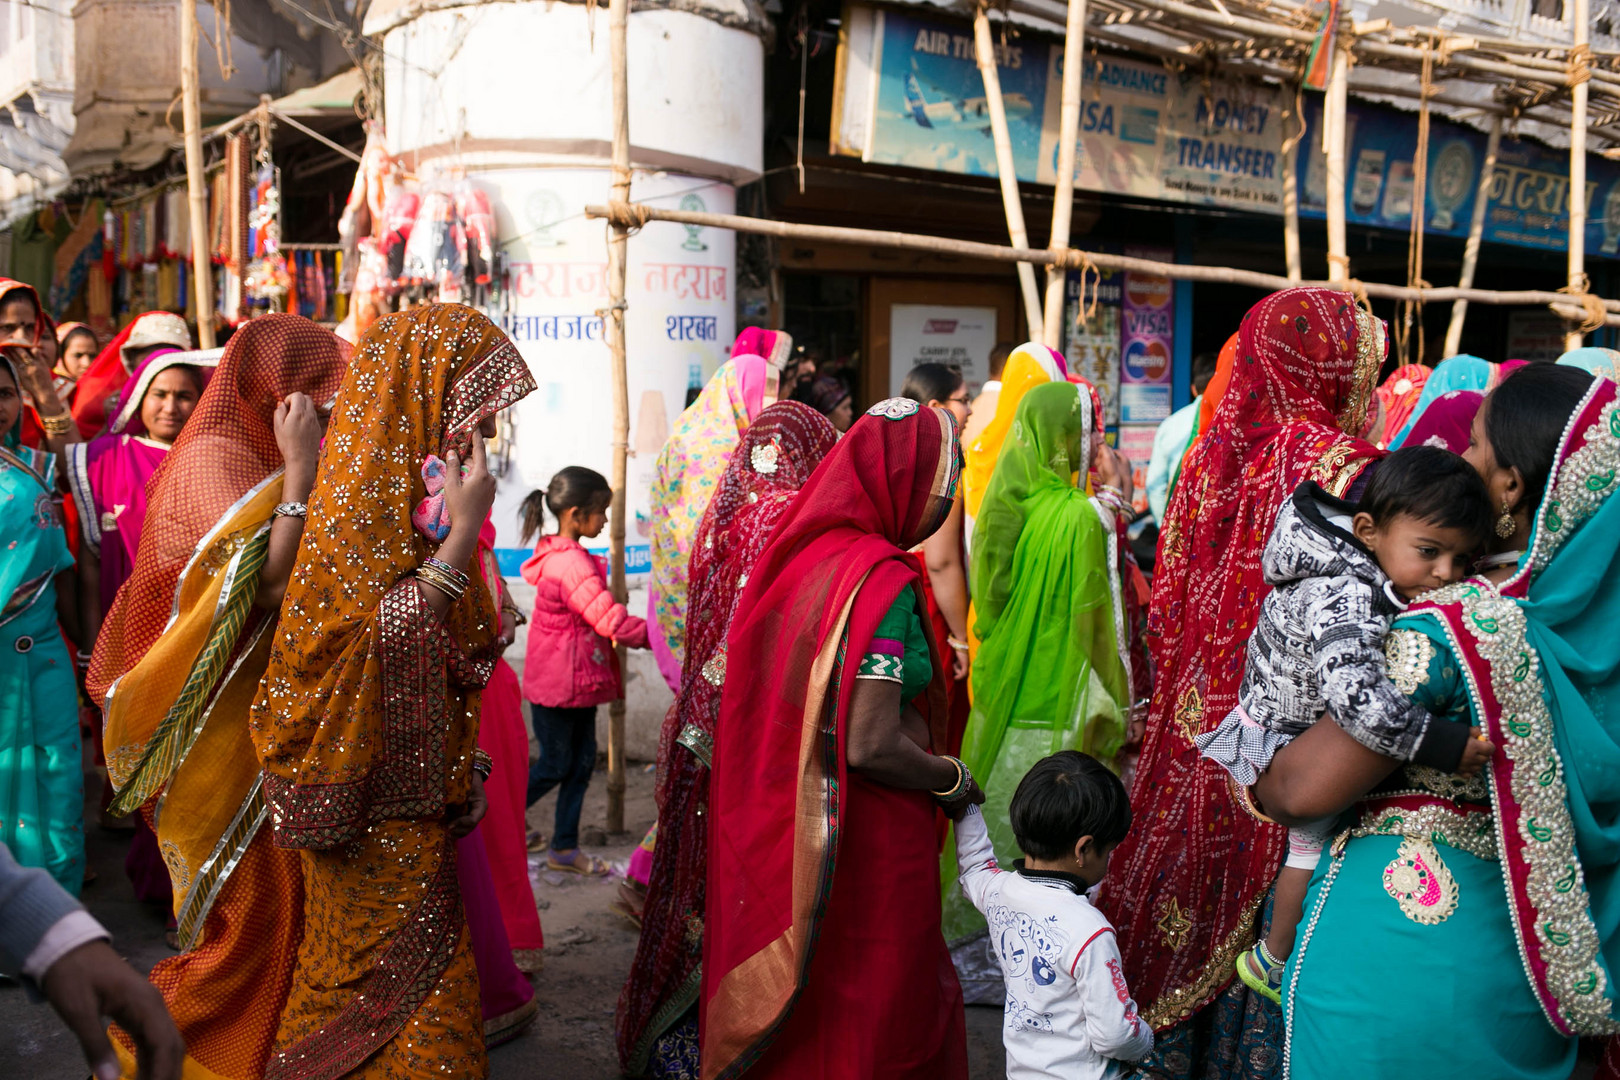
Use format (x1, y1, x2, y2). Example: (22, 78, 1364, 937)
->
(1234, 941, 1284, 1004)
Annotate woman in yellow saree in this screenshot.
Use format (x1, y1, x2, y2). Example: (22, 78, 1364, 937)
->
(87, 314, 349, 1080)
(250, 304, 535, 1080)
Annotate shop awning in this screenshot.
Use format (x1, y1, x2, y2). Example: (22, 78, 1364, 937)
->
(210, 67, 365, 139)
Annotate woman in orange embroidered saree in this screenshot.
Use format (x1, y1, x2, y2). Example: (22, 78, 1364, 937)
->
(86, 314, 349, 1080)
(251, 304, 534, 1080)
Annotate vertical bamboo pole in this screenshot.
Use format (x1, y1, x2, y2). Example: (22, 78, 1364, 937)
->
(1042, 0, 1087, 349)
(1282, 103, 1302, 282)
(973, 4, 1043, 339)
(180, 0, 215, 348)
(1566, 0, 1591, 351)
(604, 0, 631, 834)
(1444, 114, 1501, 357)
(1324, 40, 1351, 285)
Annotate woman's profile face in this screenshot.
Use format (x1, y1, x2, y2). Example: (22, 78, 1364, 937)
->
(0, 364, 19, 437)
(829, 396, 854, 433)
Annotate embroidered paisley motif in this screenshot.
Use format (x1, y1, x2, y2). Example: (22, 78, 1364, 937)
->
(1382, 837, 1458, 925)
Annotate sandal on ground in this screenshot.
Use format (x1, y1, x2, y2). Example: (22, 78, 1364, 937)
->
(610, 880, 646, 928)
(1234, 943, 1284, 1005)
(525, 830, 548, 853)
(546, 849, 611, 877)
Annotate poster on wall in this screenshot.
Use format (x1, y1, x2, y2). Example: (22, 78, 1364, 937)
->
(484, 169, 736, 581)
(1116, 424, 1157, 517)
(888, 303, 999, 396)
(1063, 264, 1123, 427)
(1118, 246, 1174, 424)
(1506, 311, 1569, 363)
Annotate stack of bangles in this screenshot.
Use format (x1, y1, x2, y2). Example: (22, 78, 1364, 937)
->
(38, 412, 73, 438)
(946, 636, 969, 655)
(471, 748, 493, 781)
(931, 755, 975, 810)
(417, 556, 470, 601)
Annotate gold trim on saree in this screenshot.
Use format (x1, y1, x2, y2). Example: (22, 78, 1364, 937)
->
(1141, 888, 1268, 1030)
(174, 778, 269, 951)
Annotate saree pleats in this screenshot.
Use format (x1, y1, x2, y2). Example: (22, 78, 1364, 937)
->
(267, 821, 485, 1080)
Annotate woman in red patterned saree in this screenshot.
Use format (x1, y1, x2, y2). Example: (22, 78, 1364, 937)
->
(701, 397, 971, 1080)
(1098, 288, 1385, 1079)
(617, 401, 839, 1078)
(88, 315, 349, 1080)
(251, 304, 535, 1080)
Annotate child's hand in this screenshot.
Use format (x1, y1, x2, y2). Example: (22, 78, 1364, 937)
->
(944, 779, 986, 821)
(1456, 732, 1496, 776)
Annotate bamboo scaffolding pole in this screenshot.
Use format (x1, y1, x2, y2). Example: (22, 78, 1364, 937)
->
(973, 3, 1044, 339)
(603, 0, 631, 835)
(1567, 0, 1591, 351)
(1282, 86, 1302, 282)
(180, 0, 215, 349)
(587, 201, 1620, 324)
(1444, 113, 1502, 356)
(1325, 38, 1352, 284)
(1043, 0, 1088, 349)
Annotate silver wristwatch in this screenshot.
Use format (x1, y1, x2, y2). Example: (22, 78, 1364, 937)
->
(272, 502, 309, 519)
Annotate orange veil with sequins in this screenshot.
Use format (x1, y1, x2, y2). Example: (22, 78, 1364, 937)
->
(1099, 288, 1386, 1031)
(251, 304, 535, 850)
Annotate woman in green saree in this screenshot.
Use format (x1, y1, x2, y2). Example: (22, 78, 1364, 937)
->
(941, 379, 1140, 952)
(1257, 362, 1620, 1077)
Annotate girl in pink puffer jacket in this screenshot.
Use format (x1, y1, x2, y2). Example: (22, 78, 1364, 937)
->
(520, 466, 648, 876)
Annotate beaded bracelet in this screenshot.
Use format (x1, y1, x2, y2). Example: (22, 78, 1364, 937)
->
(423, 555, 470, 588)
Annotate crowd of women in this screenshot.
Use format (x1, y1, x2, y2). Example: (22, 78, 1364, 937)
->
(3, 276, 1620, 1080)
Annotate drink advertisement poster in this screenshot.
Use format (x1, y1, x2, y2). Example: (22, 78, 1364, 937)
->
(1118, 246, 1174, 424)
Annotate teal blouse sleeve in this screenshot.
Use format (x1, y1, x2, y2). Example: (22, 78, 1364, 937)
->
(1385, 614, 1469, 721)
(855, 589, 934, 702)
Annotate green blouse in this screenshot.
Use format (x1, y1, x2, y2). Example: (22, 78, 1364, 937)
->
(854, 590, 934, 703)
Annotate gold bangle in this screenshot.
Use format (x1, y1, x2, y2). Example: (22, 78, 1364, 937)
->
(38, 412, 73, 437)
(930, 756, 968, 799)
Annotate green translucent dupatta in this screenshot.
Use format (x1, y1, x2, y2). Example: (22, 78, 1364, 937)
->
(941, 380, 1131, 943)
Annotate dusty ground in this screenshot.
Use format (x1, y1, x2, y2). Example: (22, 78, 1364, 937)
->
(2, 762, 1005, 1078)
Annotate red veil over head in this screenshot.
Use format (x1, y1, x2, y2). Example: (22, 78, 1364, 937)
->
(72, 310, 192, 436)
(701, 398, 959, 1079)
(1101, 287, 1386, 1029)
(616, 400, 839, 1075)
(87, 315, 351, 702)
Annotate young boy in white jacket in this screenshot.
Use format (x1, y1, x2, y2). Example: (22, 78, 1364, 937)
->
(954, 750, 1153, 1079)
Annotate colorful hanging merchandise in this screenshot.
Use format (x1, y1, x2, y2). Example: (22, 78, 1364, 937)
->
(243, 160, 292, 313)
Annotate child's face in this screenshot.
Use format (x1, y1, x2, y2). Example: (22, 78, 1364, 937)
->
(1354, 511, 1476, 600)
(579, 507, 609, 539)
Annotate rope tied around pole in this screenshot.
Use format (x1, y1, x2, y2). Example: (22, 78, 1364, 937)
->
(1068, 251, 1102, 328)
(1569, 43, 1593, 87)
(606, 200, 652, 233)
(1556, 274, 1608, 333)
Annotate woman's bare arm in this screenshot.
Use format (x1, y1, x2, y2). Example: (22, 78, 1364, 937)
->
(845, 677, 959, 791)
(1251, 713, 1401, 825)
(923, 498, 969, 679)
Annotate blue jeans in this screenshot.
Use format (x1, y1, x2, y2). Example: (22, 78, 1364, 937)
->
(525, 703, 597, 852)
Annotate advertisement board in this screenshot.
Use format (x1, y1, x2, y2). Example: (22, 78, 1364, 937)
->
(1119, 246, 1175, 424)
(888, 303, 1000, 396)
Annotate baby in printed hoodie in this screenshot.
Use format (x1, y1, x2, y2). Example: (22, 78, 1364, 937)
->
(1195, 445, 1495, 1001)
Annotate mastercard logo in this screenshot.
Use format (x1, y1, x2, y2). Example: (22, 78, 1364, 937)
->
(1126, 275, 1172, 308)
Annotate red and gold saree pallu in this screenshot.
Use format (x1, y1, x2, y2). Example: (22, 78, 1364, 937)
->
(83, 315, 350, 1080)
(1098, 288, 1386, 1031)
(251, 305, 535, 1080)
(618, 403, 838, 1076)
(701, 400, 965, 1080)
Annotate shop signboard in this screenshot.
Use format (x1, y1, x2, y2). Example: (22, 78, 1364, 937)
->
(835, 4, 1286, 214)
(888, 303, 1000, 396)
(1506, 311, 1570, 363)
(1118, 246, 1174, 424)
(1299, 96, 1620, 255)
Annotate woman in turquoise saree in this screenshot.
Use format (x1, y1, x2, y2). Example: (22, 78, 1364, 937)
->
(0, 354, 82, 894)
(1261, 363, 1620, 1078)
(941, 380, 1140, 949)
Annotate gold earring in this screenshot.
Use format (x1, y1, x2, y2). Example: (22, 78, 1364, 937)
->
(1495, 497, 1517, 539)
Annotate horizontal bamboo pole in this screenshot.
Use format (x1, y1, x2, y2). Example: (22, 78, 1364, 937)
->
(586, 201, 1620, 323)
